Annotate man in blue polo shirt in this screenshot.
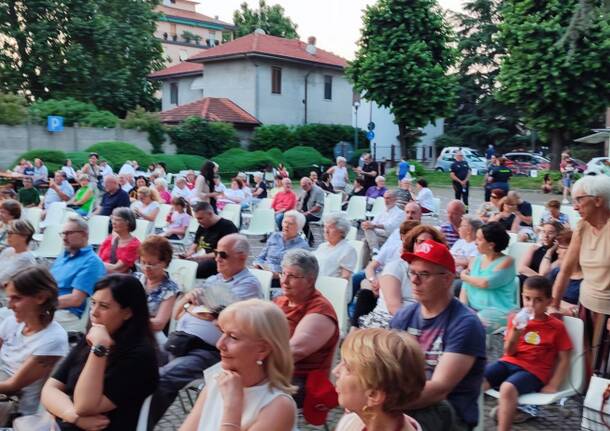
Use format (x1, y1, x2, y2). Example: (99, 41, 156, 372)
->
(51, 216, 106, 331)
(93, 175, 130, 216)
(450, 151, 471, 208)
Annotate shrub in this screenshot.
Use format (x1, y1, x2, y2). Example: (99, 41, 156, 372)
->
(152, 154, 187, 173)
(408, 160, 426, 177)
(122, 107, 166, 154)
(13, 150, 67, 173)
(81, 110, 119, 128)
(66, 152, 91, 170)
(0, 93, 28, 126)
(29, 98, 99, 126)
(250, 125, 295, 151)
(213, 148, 283, 177)
(86, 141, 152, 169)
(283, 146, 332, 177)
(167, 117, 240, 157)
(176, 154, 206, 171)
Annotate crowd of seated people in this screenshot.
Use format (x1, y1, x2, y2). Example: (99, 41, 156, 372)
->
(0, 157, 606, 431)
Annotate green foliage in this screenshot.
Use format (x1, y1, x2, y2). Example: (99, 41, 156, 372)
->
(0, 0, 164, 116)
(233, 0, 299, 39)
(66, 151, 91, 169)
(167, 117, 240, 158)
(213, 148, 284, 177)
(13, 150, 67, 173)
(176, 155, 206, 171)
(497, 0, 610, 167)
(85, 141, 152, 169)
(407, 160, 426, 177)
(283, 146, 332, 177)
(29, 98, 98, 126)
(122, 107, 166, 154)
(81, 110, 119, 128)
(0, 93, 28, 125)
(152, 155, 187, 173)
(250, 125, 295, 152)
(347, 0, 458, 154)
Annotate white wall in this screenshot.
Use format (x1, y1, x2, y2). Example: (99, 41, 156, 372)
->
(161, 76, 204, 111)
(200, 61, 257, 116)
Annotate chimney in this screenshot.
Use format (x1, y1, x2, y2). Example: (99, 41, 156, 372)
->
(306, 36, 317, 55)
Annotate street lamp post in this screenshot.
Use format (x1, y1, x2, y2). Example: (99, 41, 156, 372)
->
(353, 101, 360, 151)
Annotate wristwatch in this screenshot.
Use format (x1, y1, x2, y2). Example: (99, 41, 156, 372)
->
(91, 344, 110, 357)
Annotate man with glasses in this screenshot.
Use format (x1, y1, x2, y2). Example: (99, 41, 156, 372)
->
(390, 239, 486, 431)
(50, 216, 106, 331)
(361, 190, 405, 259)
(149, 233, 262, 427)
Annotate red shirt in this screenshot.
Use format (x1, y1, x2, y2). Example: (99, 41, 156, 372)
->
(271, 190, 297, 212)
(274, 290, 339, 375)
(98, 235, 141, 271)
(501, 314, 572, 383)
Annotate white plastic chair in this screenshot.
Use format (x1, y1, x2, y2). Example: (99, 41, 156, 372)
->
(88, 215, 110, 247)
(256, 198, 273, 210)
(136, 395, 152, 431)
(250, 268, 273, 300)
(486, 316, 585, 406)
(220, 203, 241, 229)
(365, 197, 385, 219)
(507, 241, 532, 264)
(423, 197, 441, 221)
(59, 299, 91, 334)
(316, 275, 349, 337)
(346, 226, 357, 241)
(343, 196, 367, 222)
(154, 204, 173, 230)
(133, 219, 152, 242)
(240, 209, 276, 237)
(324, 193, 342, 214)
(40, 201, 67, 228)
(561, 205, 581, 228)
(23, 207, 43, 233)
(33, 225, 64, 260)
(168, 259, 198, 293)
(347, 239, 365, 273)
(531, 204, 546, 226)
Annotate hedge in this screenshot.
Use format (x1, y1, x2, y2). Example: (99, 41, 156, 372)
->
(213, 148, 282, 178)
(283, 146, 332, 177)
(29, 98, 99, 126)
(80, 111, 119, 128)
(167, 117, 240, 157)
(153, 154, 207, 173)
(13, 150, 67, 173)
(86, 141, 152, 169)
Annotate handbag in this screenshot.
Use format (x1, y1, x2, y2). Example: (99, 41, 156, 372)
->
(582, 375, 610, 430)
(164, 331, 217, 357)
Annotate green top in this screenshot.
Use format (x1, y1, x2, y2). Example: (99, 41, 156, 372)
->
(74, 185, 95, 212)
(18, 187, 40, 207)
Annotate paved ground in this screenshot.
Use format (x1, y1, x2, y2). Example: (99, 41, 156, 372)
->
(155, 184, 583, 431)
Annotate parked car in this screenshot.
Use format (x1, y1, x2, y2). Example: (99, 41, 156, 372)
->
(571, 158, 587, 173)
(584, 157, 610, 176)
(435, 152, 488, 174)
(438, 146, 486, 160)
(504, 152, 550, 175)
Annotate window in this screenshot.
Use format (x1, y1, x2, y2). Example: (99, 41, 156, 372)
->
(271, 67, 282, 94)
(324, 75, 332, 100)
(170, 83, 178, 105)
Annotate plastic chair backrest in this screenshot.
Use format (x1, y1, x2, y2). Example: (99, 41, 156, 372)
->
(531, 204, 546, 226)
(513, 277, 520, 309)
(324, 193, 342, 213)
(23, 207, 43, 232)
(433, 197, 441, 214)
(136, 395, 152, 431)
(220, 204, 241, 229)
(347, 239, 365, 273)
(133, 219, 152, 242)
(242, 209, 275, 236)
(561, 205, 581, 228)
(88, 215, 110, 246)
(43, 202, 67, 227)
(187, 217, 199, 235)
(250, 268, 273, 300)
(507, 242, 531, 266)
(257, 198, 273, 210)
(507, 232, 518, 248)
(34, 224, 64, 258)
(345, 196, 366, 221)
(155, 204, 173, 229)
(346, 226, 357, 241)
(316, 275, 348, 337)
(558, 316, 585, 392)
(368, 197, 385, 217)
(168, 259, 198, 293)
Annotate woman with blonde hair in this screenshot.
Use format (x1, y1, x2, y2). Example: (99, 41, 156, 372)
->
(334, 328, 425, 431)
(180, 299, 298, 431)
(132, 186, 160, 222)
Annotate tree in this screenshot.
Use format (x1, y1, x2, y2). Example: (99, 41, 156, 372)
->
(0, 0, 164, 117)
(233, 0, 299, 39)
(347, 0, 457, 156)
(167, 117, 240, 158)
(439, 0, 523, 152)
(497, 0, 610, 168)
(0, 93, 28, 126)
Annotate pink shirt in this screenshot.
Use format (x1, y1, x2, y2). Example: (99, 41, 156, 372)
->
(271, 190, 297, 212)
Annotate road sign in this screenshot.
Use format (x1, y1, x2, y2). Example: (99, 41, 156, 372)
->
(367, 121, 375, 131)
(333, 142, 354, 160)
(47, 116, 64, 132)
(366, 130, 375, 141)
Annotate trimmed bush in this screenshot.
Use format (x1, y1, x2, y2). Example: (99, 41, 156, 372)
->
(0, 93, 28, 126)
(29, 98, 99, 126)
(283, 146, 332, 177)
(213, 148, 284, 177)
(176, 155, 206, 171)
(122, 107, 166, 154)
(167, 117, 240, 157)
(408, 160, 426, 177)
(152, 155, 187, 173)
(13, 150, 67, 173)
(250, 125, 295, 151)
(81, 111, 119, 128)
(66, 152, 91, 170)
(86, 141, 152, 169)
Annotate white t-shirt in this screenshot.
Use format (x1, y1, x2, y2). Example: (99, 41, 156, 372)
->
(0, 248, 36, 284)
(171, 186, 193, 201)
(416, 187, 435, 212)
(314, 240, 357, 278)
(132, 200, 160, 218)
(118, 163, 136, 177)
(450, 239, 478, 261)
(376, 259, 412, 314)
(375, 229, 403, 267)
(0, 317, 68, 414)
(372, 205, 405, 235)
(331, 166, 348, 188)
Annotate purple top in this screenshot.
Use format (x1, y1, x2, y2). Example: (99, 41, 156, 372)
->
(365, 186, 387, 199)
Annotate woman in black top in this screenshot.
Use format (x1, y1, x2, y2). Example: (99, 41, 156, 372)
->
(42, 274, 159, 431)
(517, 221, 563, 286)
(342, 178, 367, 210)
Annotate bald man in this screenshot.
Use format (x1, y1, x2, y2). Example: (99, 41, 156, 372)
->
(440, 200, 466, 248)
(94, 175, 130, 216)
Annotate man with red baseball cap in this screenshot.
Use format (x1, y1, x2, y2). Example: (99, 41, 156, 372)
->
(391, 239, 486, 431)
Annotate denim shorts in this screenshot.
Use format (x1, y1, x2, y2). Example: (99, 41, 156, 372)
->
(485, 360, 543, 395)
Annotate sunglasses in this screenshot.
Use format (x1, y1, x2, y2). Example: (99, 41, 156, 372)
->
(214, 250, 230, 259)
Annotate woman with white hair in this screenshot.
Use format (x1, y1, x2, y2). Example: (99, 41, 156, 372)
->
(171, 176, 193, 201)
(550, 175, 610, 373)
(251, 172, 268, 207)
(154, 178, 172, 204)
(313, 213, 357, 281)
(327, 156, 349, 191)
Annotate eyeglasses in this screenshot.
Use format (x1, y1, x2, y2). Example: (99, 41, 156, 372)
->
(279, 271, 306, 281)
(214, 250, 230, 259)
(407, 270, 450, 281)
(574, 195, 595, 203)
(59, 230, 85, 236)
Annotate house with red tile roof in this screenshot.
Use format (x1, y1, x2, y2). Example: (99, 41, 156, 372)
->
(150, 30, 353, 128)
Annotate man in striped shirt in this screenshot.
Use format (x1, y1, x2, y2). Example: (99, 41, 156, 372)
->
(440, 200, 465, 248)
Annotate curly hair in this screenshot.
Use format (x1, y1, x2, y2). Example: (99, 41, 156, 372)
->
(402, 224, 448, 253)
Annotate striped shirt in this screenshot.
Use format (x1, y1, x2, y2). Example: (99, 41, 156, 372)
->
(440, 223, 460, 248)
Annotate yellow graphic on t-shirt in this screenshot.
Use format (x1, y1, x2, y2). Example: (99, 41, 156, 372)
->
(524, 331, 541, 345)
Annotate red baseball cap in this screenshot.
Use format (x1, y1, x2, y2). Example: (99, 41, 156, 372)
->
(303, 370, 339, 425)
(401, 239, 456, 273)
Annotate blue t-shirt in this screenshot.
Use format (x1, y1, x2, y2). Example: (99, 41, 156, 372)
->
(398, 161, 410, 180)
(390, 298, 486, 426)
(99, 189, 131, 216)
(549, 267, 581, 305)
(51, 246, 107, 317)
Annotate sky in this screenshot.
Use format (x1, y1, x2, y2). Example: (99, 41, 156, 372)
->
(195, 0, 464, 60)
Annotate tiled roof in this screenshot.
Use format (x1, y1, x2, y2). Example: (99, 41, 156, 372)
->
(188, 33, 348, 69)
(160, 97, 260, 126)
(157, 5, 233, 28)
(148, 62, 203, 79)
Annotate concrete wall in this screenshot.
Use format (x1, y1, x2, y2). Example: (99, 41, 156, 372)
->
(0, 125, 174, 169)
(201, 61, 257, 116)
(161, 76, 204, 111)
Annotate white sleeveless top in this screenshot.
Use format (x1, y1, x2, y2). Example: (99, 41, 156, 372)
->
(331, 166, 348, 188)
(197, 369, 298, 431)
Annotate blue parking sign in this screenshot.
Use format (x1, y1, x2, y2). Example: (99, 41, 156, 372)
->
(47, 116, 64, 132)
(366, 130, 375, 140)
